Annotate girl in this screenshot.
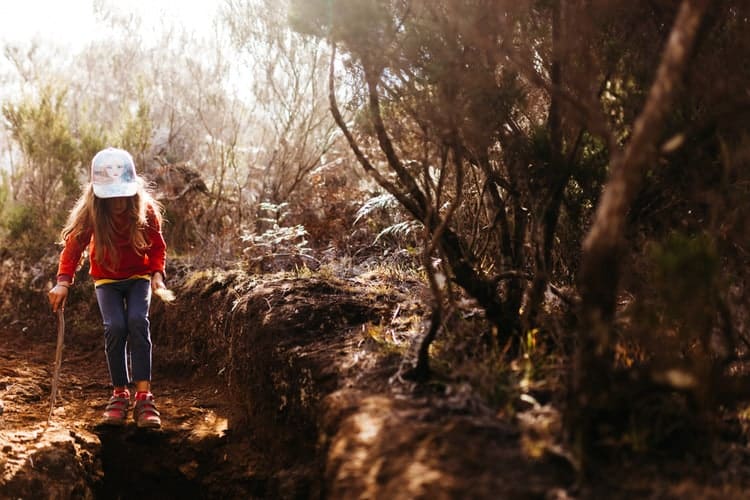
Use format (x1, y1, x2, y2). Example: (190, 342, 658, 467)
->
(48, 147, 167, 429)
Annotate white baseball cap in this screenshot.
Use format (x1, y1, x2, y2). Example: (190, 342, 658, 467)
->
(91, 147, 139, 198)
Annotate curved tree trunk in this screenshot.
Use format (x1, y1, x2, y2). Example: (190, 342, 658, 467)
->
(571, 0, 711, 465)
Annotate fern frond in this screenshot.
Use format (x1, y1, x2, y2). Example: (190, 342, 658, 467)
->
(374, 220, 422, 243)
(354, 193, 399, 225)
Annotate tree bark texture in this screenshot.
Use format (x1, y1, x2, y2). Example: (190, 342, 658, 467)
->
(573, 0, 711, 460)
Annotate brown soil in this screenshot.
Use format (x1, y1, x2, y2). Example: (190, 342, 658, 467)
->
(0, 308, 269, 498)
(2, 261, 750, 499)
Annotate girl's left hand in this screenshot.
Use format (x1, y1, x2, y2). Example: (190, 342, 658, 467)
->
(151, 272, 166, 293)
(151, 272, 175, 302)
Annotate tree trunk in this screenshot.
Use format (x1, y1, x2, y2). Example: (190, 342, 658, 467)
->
(523, 0, 566, 332)
(571, 0, 711, 464)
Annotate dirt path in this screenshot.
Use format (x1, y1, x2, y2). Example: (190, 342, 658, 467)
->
(0, 318, 268, 499)
(6, 269, 748, 499)
(2, 271, 568, 500)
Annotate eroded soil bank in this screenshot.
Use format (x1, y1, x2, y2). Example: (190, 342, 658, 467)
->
(4, 260, 749, 499)
(0, 261, 573, 499)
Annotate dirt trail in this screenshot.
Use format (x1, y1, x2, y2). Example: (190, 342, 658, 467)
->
(5, 267, 745, 499)
(0, 314, 268, 499)
(2, 269, 563, 499)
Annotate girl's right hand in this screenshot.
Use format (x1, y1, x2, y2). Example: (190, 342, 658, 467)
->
(48, 284, 69, 312)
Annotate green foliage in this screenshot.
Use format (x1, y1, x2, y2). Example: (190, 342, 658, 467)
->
(1, 203, 58, 258)
(0, 172, 9, 216)
(290, 0, 394, 65)
(3, 86, 77, 163)
(0, 84, 111, 256)
(575, 133, 610, 192)
(1, 85, 81, 245)
(432, 326, 520, 410)
(649, 232, 719, 310)
(117, 89, 153, 168)
(76, 122, 109, 170)
(639, 232, 719, 357)
(362, 322, 408, 356)
(621, 231, 722, 382)
(4, 204, 37, 240)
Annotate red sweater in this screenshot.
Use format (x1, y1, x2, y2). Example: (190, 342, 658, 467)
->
(57, 206, 166, 284)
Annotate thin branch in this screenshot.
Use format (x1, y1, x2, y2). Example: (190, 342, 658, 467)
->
(328, 43, 422, 218)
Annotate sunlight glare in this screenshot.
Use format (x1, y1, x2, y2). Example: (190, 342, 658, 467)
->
(0, 0, 221, 48)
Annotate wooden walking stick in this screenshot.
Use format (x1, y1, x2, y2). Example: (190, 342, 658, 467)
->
(48, 308, 65, 422)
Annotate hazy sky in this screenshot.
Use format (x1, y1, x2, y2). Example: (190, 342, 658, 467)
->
(0, 0, 221, 48)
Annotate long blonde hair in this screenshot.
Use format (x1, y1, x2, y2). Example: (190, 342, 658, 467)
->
(61, 179, 164, 272)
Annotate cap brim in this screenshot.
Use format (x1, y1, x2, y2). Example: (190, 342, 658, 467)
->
(93, 182, 139, 199)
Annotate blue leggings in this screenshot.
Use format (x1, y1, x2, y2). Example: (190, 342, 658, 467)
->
(95, 279, 152, 387)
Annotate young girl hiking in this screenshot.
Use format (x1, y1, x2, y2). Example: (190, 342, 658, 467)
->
(48, 147, 167, 429)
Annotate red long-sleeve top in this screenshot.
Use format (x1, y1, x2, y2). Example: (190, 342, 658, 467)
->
(57, 205, 166, 284)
